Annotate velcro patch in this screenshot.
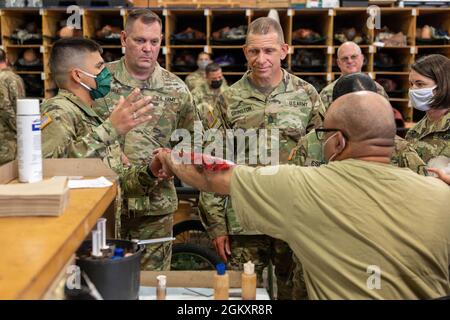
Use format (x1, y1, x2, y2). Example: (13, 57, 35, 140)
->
(40, 113, 53, 129)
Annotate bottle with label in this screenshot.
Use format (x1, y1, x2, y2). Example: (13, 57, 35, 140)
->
(16, 99, 42, 183)
(241, 261, 257, 300)
(156, 275, 167, 300)
(214, 263, 229, 300)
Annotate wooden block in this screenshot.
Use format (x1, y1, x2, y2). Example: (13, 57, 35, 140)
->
(196, 0, 239, 7)
(131, 0, 160, 7)
(239, 0, 257, 7)
(256, 0, 291, 8)
(160, 0, 199, 7)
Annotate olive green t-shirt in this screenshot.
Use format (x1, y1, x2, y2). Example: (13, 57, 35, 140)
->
(230, 159, 450, 299)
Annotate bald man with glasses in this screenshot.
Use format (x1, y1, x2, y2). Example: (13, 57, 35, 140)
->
(319, 41, 388, 118)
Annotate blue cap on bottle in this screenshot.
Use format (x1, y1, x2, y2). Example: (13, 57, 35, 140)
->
(114, 248, 124, 257)
(216, 263, 226, 275)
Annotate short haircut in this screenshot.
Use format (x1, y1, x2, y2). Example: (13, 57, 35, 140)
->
(205, 62, 221, 75)
(411, 54, 450, 110)
(125, 9, 162, 33)
(332, 73, 377, 101)
(49, 38, 102, 88)
(246, 17, 285, 44)
(0, 48, 6, 63)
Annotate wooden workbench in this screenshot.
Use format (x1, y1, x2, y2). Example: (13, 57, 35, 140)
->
(0, 183, 117, 299)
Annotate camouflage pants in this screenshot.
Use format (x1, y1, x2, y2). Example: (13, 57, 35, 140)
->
(291, 254, 309, 300)
(228, 235, 295, 300)
(121, 213, 173, 271)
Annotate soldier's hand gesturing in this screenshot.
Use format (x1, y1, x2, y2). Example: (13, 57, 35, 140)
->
(109, 88, 153, 135)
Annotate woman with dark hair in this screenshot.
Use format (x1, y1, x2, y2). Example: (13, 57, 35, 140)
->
(406, 54, 450, 164)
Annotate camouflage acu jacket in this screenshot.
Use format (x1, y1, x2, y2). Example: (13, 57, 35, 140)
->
(40, 89, 157, 198)
(93, 58, 201, 216)
(201, 69, 324, 236)
(192, 82, 228, 130)
(405, 111, 450, 164)
(289, 130, 427, 175)
(0, 68, 25, 165)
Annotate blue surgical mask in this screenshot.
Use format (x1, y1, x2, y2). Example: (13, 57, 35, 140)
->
(408, 86, 436, 112)
(78, 67, 112, 99)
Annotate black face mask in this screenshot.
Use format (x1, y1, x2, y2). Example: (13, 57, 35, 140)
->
(210, 79, 223, 89)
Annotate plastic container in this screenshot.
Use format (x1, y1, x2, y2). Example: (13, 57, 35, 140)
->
(16, 99, 42, 183)
(75, 239, 144, 300)
(214, 263, 229, 300)
(156, 275, 167, 300)
(241, 261, 257, 300)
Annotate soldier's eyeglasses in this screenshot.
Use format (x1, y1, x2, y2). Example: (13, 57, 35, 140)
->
(315, 127, 347, 141)
(339, 54, 360, 63)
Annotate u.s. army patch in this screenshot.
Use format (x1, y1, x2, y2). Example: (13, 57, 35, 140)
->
(40, 113, 53, 129)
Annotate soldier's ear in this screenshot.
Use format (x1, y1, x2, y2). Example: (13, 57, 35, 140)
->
(120, 31, 127, 48)
(71, 68, 82, 84)
(280, 43, 288, 60)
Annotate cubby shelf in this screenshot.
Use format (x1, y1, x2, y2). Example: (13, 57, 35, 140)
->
(0, 6, 449, 122)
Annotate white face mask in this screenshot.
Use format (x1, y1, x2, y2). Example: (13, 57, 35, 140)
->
(409, 86, 436, 112)
(322, 132, 345, 163)
(197, 60, 209, 70)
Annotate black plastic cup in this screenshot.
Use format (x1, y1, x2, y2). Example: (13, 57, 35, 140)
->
(75, 239, 144, 300)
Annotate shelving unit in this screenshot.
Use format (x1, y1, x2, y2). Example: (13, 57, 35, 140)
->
(0, 6, 449, 121)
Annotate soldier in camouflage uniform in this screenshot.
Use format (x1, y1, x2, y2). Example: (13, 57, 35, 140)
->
(199, 17, 323, 299)
(319, 42, 389, 118)
(93, 9, 201, 271)
(185, 52, 212, 91)
(40, 38, 156, 238)
(192, 63, 228, 130)
(290, 73, 427, 174)
(406, 54, 450, 164)
(289, 131, 426, 174)
(0, 48, 26, 165)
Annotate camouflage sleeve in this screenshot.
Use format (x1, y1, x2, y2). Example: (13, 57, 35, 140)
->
(198, 191, 228, 239)
(0, 121, 15, 165)
(175, 89, 204, 148)
(376, 83, 390, 100)
(192, 90, 209, 130)
(184, 74, 195, 92)
(392, 136, 427, 175)
(318, 86, 332, 119)
(217, 91, 232, 130)
(305, 84, 324, 132)
(288, 135, 308, 166)
(41, 105, 120, 159)
(0, 77, 25, 133)
(197, 92, 231, 239)
(117, 165, 158, 196)
(102, 147, 158, 197)
(401, 151, 427, 176)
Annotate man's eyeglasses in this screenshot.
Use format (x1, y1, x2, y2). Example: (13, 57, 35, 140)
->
(338, 54, 360, 63)
(315, 127, 347, 141)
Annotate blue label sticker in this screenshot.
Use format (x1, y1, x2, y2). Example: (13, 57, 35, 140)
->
(32, 120, 41, 131)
